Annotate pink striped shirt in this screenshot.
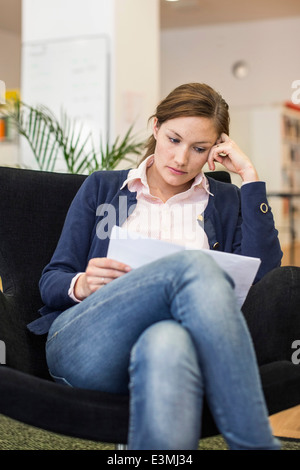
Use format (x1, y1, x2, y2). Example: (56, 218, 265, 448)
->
(121, 155, 212, 249)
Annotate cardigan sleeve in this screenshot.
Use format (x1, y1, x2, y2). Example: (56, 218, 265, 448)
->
(233, 181, 283, 281)
(39, 172, 101, 310)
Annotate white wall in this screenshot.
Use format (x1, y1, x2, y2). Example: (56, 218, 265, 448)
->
(20, 0, 160, 170)
(22, 0, 160, 139)
(22, 0, 159, 140)
(161, 16, 300, 108)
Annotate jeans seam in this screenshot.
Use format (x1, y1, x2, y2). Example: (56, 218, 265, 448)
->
(128, 345, 137, 447)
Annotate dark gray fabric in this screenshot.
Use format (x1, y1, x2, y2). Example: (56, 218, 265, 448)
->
(0, 167, 86, 377)
(242, 266, 300, 366)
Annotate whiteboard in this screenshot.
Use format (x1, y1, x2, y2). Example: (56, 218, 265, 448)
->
(20, 35, 110, 171)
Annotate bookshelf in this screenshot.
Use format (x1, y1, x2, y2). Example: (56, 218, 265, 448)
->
(230, 103, 300, 254)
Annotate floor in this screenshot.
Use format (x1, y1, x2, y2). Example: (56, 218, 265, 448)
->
(281, 241, 300, 267)
(270, 405, 300, 439)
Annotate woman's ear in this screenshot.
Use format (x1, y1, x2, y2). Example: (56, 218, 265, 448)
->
(153, 117, 160, 139)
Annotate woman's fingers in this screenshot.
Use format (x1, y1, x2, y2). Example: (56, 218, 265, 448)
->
(86, 257, 131, 280)
(75, 258, 132, 300)
(207, 134, 258, 181)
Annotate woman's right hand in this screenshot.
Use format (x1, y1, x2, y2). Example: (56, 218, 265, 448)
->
(74, 257, 132, 301)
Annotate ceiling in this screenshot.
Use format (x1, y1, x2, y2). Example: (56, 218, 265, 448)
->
(1, 0, 300, 34)
(160, 0, 300, 29)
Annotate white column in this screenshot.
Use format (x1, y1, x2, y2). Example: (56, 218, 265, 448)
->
(113, 0, 160, 142)
(21, 0, 160, 170)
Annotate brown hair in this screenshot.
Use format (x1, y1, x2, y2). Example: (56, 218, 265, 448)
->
(142, 82, 230, 161)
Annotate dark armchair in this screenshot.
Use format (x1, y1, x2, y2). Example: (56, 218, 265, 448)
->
(0, 166, 299, 446)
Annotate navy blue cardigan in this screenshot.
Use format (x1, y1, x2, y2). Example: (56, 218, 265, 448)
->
(28, 170, 282, 334)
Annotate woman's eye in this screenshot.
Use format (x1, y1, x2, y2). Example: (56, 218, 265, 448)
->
(169, 137, 180, 144)
(194, 147, 206, 153)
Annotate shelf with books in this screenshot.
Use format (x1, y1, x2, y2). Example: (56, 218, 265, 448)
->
(230, 102, 300, 251)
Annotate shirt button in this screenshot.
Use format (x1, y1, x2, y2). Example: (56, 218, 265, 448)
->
(260, 203, 268, 213)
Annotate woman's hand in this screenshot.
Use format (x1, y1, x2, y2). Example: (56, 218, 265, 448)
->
(74, 257, 132, 301)
(207, 133, 259, 183)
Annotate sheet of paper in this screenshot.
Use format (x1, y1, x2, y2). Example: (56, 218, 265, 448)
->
(107, 225, 261, 308)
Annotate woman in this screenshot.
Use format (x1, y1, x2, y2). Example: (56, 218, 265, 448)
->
(28, 83, 282, 450)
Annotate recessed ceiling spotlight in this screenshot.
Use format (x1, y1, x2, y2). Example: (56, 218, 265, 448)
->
(232, 61, 250, 79)
(165, 0, 180, 2)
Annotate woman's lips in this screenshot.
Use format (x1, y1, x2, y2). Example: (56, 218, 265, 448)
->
(168, 166, 187, 175)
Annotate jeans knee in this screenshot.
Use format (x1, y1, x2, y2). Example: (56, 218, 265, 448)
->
(130, 320, 198, 375)
(169, 250, 233, 289)
(175, 249, 214, 272)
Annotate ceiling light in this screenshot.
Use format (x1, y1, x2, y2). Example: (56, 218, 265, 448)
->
(232, 61, 250, 79)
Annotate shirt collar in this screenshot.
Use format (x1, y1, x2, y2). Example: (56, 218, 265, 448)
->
(120, 154, 213, 195)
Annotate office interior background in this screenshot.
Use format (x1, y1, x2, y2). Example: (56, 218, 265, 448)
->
(1, 0, 300, 265)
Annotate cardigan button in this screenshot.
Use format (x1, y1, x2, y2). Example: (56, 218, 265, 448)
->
(212, 242, 220, 250)
(260, 203, 268, 213)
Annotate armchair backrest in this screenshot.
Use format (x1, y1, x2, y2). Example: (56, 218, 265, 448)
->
(0, 167, 86, 377)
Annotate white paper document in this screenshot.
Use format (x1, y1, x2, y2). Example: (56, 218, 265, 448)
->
(107, 225, 261, 308)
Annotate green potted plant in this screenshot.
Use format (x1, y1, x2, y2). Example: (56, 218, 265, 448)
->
(5, 99, 145, 173)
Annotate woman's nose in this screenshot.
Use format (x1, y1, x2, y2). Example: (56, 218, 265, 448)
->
(174, 147, 189, 166)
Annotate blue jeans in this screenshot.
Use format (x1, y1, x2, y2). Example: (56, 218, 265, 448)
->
(46, 251, 280, 450)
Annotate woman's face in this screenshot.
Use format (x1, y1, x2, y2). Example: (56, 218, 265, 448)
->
(148, 115, 219, 197)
